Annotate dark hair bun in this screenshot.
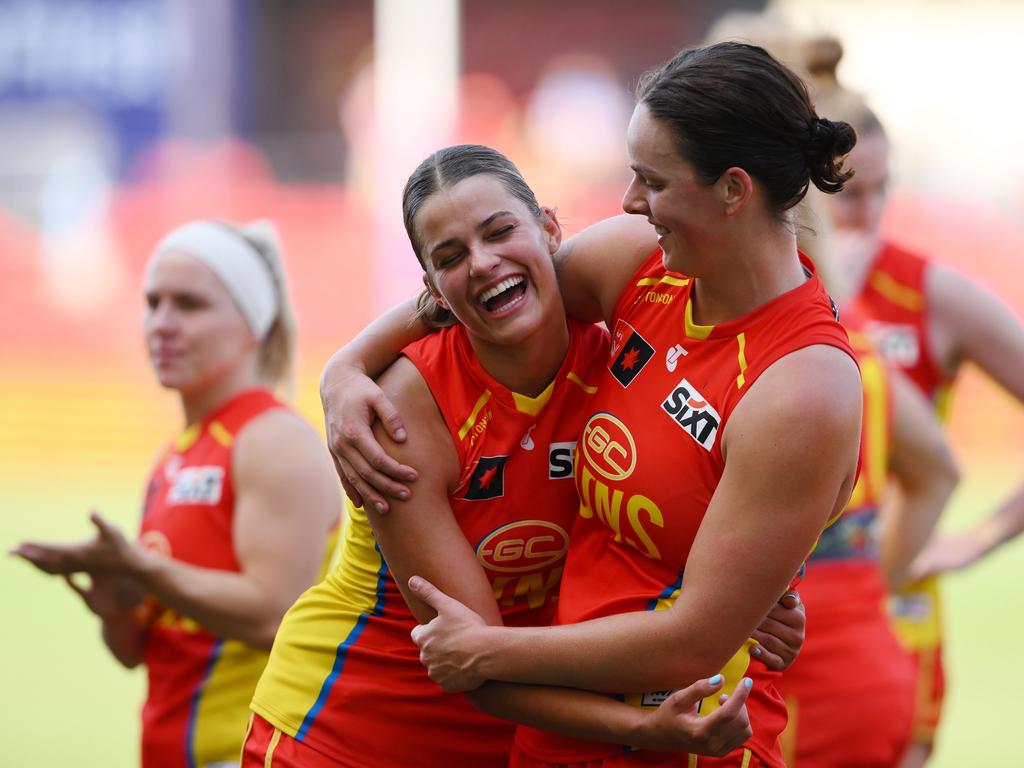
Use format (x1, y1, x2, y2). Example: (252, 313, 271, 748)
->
(806, 117, 856, 193)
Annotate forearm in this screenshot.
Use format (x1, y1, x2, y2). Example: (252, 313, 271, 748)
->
(134, 551, 285, 649)
(474, 610, 722, 692)
(321, 298, 426, 383)
(100, 611, 146, 668)
(969, 482, 1024, 556)
(883, 475, 958, 591)
(468, 682, 645, 747)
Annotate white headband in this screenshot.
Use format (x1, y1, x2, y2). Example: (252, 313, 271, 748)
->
(147, 221, 279, 338)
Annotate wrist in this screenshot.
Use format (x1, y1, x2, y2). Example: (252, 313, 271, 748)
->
(475, 625, 516, 681)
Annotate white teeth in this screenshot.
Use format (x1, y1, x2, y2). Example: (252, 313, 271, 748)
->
(479, 276, 524, 303)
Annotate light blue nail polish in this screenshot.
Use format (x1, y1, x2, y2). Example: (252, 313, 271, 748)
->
(744, 678, 753, 690)
(708, 673, 723, 685)
(752, 646, 762, 656)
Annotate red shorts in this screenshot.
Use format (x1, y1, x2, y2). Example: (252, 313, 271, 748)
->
(510, 745, 763, 768)
(242, 713, 347, 768)
(889, 577, 946, 744)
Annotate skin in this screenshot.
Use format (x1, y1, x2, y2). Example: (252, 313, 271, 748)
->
(405, 105, 862, 697)
(13, 250, 340, 662)
(365, 174, 754, 753)
(324, 104, 857, 727)
(825, 125, 1024, 768)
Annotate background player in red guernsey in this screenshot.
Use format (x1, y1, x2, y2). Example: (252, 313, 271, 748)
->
(325, 43, 862, 768)
(775, 307, 958, 767)
(813, 79, 1024, 767)
(14, 219, 341, 768)
(244, 145, 764, 768)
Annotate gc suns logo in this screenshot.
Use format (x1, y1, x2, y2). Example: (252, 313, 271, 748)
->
(660, 379, 720, 451)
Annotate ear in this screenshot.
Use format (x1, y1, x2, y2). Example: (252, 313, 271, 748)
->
(539, 206, 563, 254)
(718, 167, 754, 216)
(422, 272, 449, 310)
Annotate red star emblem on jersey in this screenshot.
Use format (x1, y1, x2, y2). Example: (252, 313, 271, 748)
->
(478, 465, 498, 489)
(621, 347, 641, 370)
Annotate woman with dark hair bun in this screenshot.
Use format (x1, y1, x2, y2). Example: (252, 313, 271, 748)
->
(325, 42, 864, 767)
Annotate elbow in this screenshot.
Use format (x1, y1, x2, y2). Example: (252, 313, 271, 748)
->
(249, 618, 282, 651)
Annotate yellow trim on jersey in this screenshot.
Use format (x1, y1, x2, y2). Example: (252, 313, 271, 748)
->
(684, 298, 714, 340)
(870, 270, 924, 311)
(844, 354, 889, 514)
(636, 274, 690, 287)
(740, 748, 752, 768)
(688, 754, 698, 768)
(174, 423, 202, 451)
(457, 389, 492, 440)
(209, 420, 234, 448)
(512, 379, 555, 416)
(735, 333, 749, 389)
(567, 371, 598, 394)
(933, 382, 953, 424)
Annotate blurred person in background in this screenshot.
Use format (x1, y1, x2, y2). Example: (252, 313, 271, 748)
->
(810, 42, 1024, 768)
(243, 144, 769, 768)
(322, 42, 862, 768)
(701, 19, 961, 767)
(13, 219, 341, 768)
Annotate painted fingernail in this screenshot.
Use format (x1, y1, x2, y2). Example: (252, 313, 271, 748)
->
(752, 646, 762, 656)
(395, 428, 407, 440)
(744, 678, 753, 690)
(398, 491, 409, 500)
(708, 674, 723, 685)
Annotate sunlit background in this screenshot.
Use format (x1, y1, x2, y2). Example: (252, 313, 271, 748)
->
(2, 0, 1022, 764)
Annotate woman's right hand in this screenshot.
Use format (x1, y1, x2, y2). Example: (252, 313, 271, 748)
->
(320, 356, 418, 512)
(636, 676, 753, 754)
(64, 570, 146, 620)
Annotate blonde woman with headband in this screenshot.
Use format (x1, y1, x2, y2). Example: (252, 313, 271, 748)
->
(13, 219, 341, 768)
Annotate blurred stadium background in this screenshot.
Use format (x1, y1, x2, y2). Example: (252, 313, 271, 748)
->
(1, 0, 1022, 764)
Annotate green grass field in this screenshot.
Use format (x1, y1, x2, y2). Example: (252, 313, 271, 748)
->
(2, 360, 1022, 765)
(4, 473, 1023, 765)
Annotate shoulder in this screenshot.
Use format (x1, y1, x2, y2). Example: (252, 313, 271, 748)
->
(727, 344, 862, 454)
(232, 406, 336, 493)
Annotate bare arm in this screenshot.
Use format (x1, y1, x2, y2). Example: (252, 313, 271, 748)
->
(412, 345, 861, 693)
(321, 298, 427, 510)
(372, 357, 751, 753)
(322, 215, 658, 511)
(15, 411, 340, 650)
(554, 213, 659, 325)
(879, 371, 959, 591)
(911, 266, 1024, 572)
(133, 410, 340, 647)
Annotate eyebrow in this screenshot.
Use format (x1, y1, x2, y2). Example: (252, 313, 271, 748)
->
(630, 163, 661, 178)
(429, 211, 515, 256)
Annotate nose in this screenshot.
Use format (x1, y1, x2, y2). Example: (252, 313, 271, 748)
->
(467, 245, 501, 278)
(621, 177, 648, 216)
(145, 299, 177, 336)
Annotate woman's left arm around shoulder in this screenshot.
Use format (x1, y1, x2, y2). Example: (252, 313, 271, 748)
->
(412, 344, 861, 693)
(134, 409, 341, 648)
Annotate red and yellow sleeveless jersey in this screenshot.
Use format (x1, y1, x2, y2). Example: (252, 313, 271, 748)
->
(250, 320, 608, 767)
(516, 252, 855, 767)
(138, 388, 337, 768)
(854, 241, 951, 740)
(853, 241, 953, 416)
(775, 312, 916, 767)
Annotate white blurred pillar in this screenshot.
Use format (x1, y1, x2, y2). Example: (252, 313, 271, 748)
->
(373, 0, 459, 310)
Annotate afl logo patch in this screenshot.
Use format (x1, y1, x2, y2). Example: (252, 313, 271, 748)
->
(464, 456, 508, 500)
(609, 319, 655, 388)
(167, 466, 224, 505)
(476, 520, 569, 574)
(581, 412, 637, 482)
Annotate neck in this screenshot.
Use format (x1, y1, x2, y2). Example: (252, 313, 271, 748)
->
(179, 366, 263, 426)
(690, 223, 806, 326)
(471, 310, 571, 398)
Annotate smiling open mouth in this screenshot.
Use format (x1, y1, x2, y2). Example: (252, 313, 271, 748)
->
(479, 276, 526, 313)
